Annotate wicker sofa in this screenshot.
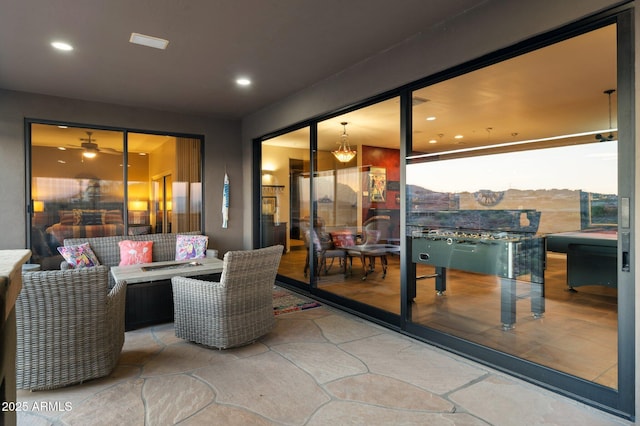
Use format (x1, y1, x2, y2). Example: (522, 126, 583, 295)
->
(16, 266, 126, 390)
(61, 232, 216, 282)
(62, 232, 217, 330)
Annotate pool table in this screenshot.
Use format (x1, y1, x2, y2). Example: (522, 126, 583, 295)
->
(546, 230, 617, 290)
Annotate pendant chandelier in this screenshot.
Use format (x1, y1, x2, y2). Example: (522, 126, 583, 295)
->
(332, 122, 356, 163)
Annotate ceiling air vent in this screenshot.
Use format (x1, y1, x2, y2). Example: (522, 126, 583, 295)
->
(129, 33, 169, 50)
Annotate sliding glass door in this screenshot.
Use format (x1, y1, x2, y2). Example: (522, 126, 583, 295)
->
(260, 127, 311, 284)
(28, 123, 203, 269)
(407, 23, 619, 389)
(312, 99, 401, 315)
(256, 8, 634, 417)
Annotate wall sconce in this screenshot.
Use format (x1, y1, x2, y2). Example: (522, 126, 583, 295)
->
(33, 200, 44, 213)
(261, 170, 274, 185)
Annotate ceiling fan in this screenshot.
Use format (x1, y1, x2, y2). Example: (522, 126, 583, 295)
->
(66, 131, 121, 158)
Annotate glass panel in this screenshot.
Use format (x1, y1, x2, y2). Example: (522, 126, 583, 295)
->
(30, 124, 125, 269)
(30, 126, 203, 269)
(172, 137, 202, 233)
(127, 133, 152, 235)
(135, 133, 202, 234)
(315, 98, 401, 313)
(261, 127, 311, 285)
(152, 175, 172, 233)
(407, 25, 617, 388)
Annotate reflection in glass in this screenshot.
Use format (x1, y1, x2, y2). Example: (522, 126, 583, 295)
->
(29, 124, 203, 269)
(311, 98, 401, 314)
(407, 24, 618, 389)
(408, 140, 618, 387)
(261, 127, 311, 284)
(171, 137, 203, 233)
(29, 125, 126, 270)
(257, 21, 619, 395)
(152, 174, 172, 233)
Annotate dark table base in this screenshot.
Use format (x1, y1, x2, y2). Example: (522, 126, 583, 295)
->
(547, 231, 617, 290)
(125, 273, 221, 331)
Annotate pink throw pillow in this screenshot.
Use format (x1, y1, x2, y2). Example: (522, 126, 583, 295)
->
(118, 240, 153, 266)
(331, 231, 355, 248)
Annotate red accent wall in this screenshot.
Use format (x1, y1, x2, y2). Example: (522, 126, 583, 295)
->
(361, 145, 400, 219)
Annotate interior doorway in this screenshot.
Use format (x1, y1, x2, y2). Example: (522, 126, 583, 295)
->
(289, 158, 305, 241)
(152, 174, 172, 233)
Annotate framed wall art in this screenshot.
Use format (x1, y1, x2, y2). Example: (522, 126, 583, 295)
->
(262, 196, 277, 215)
(369, 167, 386, 202)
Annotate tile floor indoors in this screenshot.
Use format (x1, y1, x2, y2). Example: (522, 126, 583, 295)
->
(15, 290, 631, 426)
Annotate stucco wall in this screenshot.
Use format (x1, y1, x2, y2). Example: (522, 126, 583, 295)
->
(0, 89, 243, 256)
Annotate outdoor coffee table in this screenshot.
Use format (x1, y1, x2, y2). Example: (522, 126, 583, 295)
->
(111, 257, 224, 330)
(111, 257, 224, 284)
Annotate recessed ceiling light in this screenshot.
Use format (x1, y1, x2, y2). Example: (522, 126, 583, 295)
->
(57, 147, 66, 150)
(129, 33, 169, 50)
(57, 125, 68, 129)
(57, 160, 66, 164)
(236, 78, 251, 86)
(426, 116, 436, 121)
(429, 139, 438, 144)
(454, 134, 464, 139)
(51, 41, 73, 51)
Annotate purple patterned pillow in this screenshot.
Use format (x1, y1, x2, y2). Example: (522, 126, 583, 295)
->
(175, 235, 208, 260)
(57, 243, 100, 268)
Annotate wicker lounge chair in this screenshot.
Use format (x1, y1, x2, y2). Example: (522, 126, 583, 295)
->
(172, 245, 283, 349)
(16, 266, 126, 390)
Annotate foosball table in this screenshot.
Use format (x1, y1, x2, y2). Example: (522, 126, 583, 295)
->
(409, 210, 545, 330)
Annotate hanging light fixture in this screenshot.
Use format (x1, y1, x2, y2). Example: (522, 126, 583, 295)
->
(332, 122, 356, 163)
(79, 132, 99, 158)
(596, 89, 616, 142)
(82, 146, 98, 158)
